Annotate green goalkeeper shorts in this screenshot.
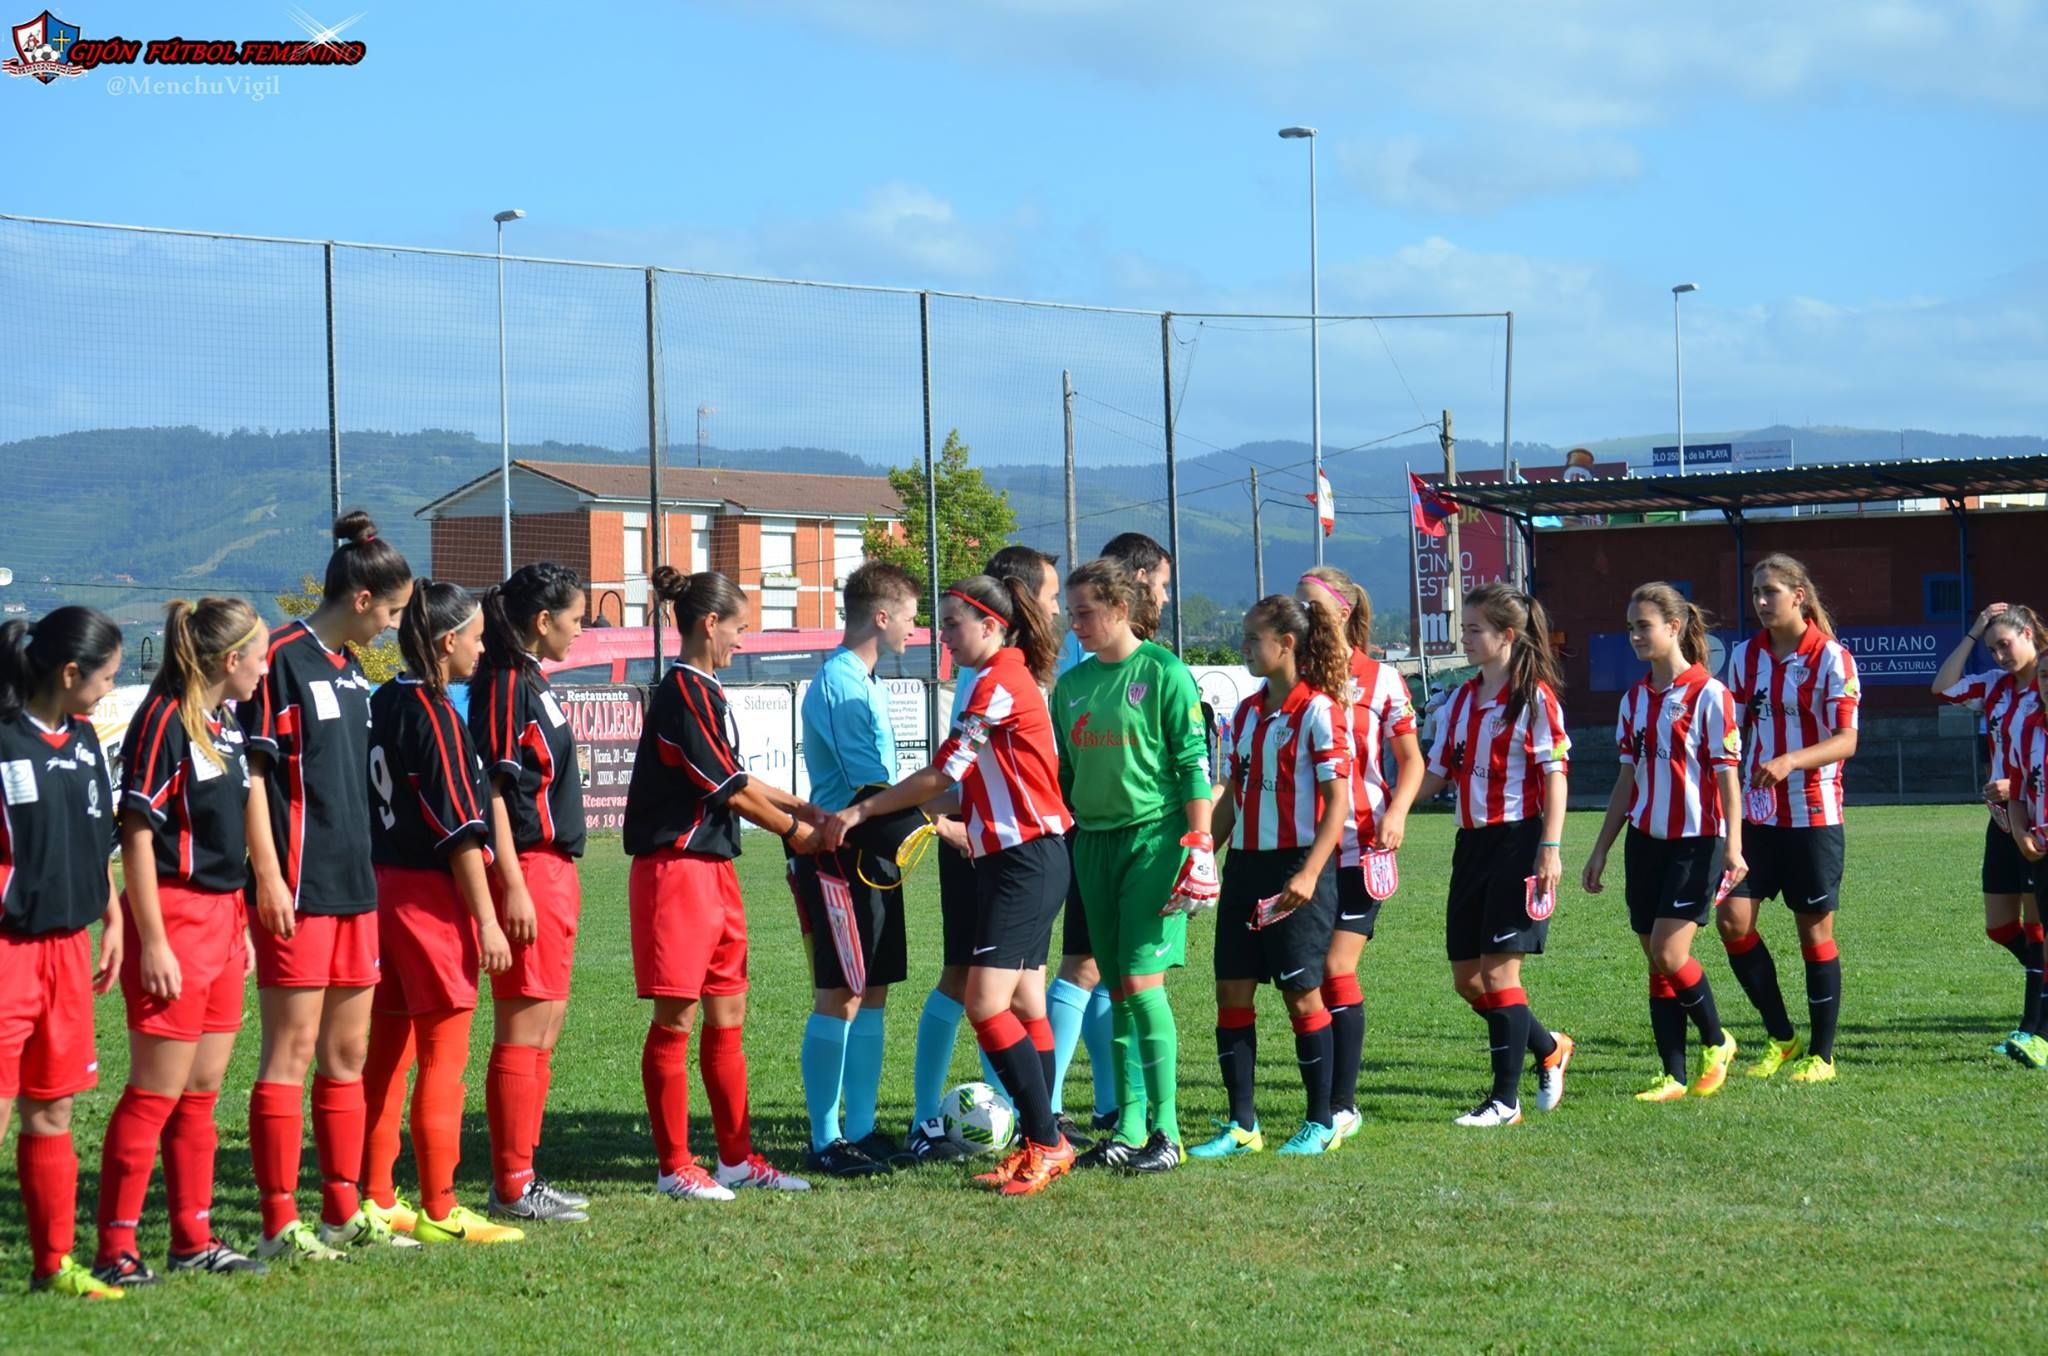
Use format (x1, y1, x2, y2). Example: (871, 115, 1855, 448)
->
(1074, 816, 1188, 982)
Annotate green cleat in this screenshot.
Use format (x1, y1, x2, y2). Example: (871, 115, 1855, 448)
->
(1745, 1036, 1803, 1079)
(1785, 1054, 1837, 1084)
(1275, 1122, 1336, 1156)
(2007, 1033, 2048, 1069)
(31, 1255, 123, 1300)
(255, 1220, 347, 1264)
(1188, 1119, 1264, 1159)
(1635, 1074, 1689, 1103)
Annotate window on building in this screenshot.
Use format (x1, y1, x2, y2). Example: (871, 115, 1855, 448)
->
(834, 523, 865, 584)
(621, 510, 647, 581)
(762, 584, 797, 630)
(760, 518, 796, 583)
(691, 525, 709, 574)
(1924, 572, 1964, 622)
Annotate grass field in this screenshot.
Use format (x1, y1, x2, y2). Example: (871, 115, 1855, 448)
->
(4, 803, 2046, 1352)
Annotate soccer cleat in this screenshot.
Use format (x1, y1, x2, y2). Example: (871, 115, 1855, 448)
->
(656, 1163, 737, 1203)
(2007, 1033, 2048, 1069)
(804, 1138, 890, 1179)
(973, 1143, 1035, 1189)
(1745, 1035, 1804, 1079)
(31, 1255, 123, 1300)
(1073, 1136, 1139, 1170)
(415, 1203, 525, 1244)
(1329, 1106, 1364, 1148)
(853, 1131, 900, 1163)
(1051, 1113, 1096, 1154)
(1635, 1075, 1689, 1103)
(318, 1207, 422, 1250)
(1123, 1130, 1183, 1174)
(255, 1219, 348, 1264)
(362, 1193, 418, 1234)
(1090, 1108, 1121, 1136)
(1689, 1034, 1740, 1098)
(489, 1181, 590, 1223)
(532, 1175, 590, 1210)
(1275, 1122, 1337, 1156)
(999, 1137, 1076, 1197)
(1534, 1032, 1575, 1111)
(1453, 1099, 1523, 1128)
(1189, 1119, 1264, 1159)
(716, 1153, 812, 1192)
(1785, 1054, 1837, 1084)
(1994, 1032, 2026, 1059)
(898, 1118, 970, 1166)
(89, 1252, 159, 1288)
(166, 1238, 267, 1276)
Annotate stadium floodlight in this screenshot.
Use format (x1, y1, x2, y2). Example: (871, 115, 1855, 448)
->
(1278, 126, 1323, 562)
(495, 209, 526, 575)
(1672, 283, 1699, 477)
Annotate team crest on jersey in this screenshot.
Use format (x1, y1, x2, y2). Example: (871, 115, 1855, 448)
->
(85, 775, 101, 818)
(1842, 675, 1861, 700)
(1125, 682, 1148, 708)
(1363, 848, 1398, 900)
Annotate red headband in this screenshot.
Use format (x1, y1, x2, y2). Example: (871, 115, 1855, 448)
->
(946, 589, 1008, 626)
(1298, 573, 1351, 614)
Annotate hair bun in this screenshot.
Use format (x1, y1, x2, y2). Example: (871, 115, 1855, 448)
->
(333, 509, 379, 546)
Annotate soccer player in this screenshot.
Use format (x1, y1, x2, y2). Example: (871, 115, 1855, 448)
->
(824, 575, 1076, 1196)
(0, 608, 126, 1299)
(471, 562, 592, 1220)
(1416, 583, 1575, 1127)
(242, 512, 413, 1262)
(1580, 584, 1747, 1101)
(795, 561, 921, 1178)
(1931, 602, 2048, 1063)
(358, 580, 522, 1244)
(1718, 553, 1860, 1084)
(1055, 556, 1215, 1173)
(1296, 566, 1421, 1142)
(626, 567, 818, 1202)
(1192, 595, 1354, 1158)
(92, 600, 271, 1287)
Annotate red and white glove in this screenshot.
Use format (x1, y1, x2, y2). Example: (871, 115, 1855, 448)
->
(1163, 832, 1220, 916)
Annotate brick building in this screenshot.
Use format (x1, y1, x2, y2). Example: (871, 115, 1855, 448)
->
(416, 460, 904, 630)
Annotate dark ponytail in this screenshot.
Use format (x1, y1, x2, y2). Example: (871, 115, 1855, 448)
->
(0, 606, 124, 722)
(1630, 582, 1712, 668)
(397, 580, 479, 700)
(949, 573, 1059, 684)
(651, 565, 748, 639)
(322, 510, 413, 605)
(481, 561, 586, 690)
(1467, 581, 1564, 726)
(1246, 594, 1349, 698)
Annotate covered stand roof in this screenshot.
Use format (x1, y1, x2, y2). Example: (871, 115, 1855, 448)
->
(1437, 454, 2048, 520)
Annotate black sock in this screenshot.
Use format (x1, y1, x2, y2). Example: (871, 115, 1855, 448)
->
(1673, 961, 1725, 1047)
(1293, 1015, 1335, 1129)
(978, 1021, 1056, 1146)
(1524, 1006, 1558, 1063)
(1038, 1043, 1056, 1096)
(1803, 943, 1842, 1062)
(1323, 979, 1365, 1113)
(1650, 976, 1689, 1082)
(1217, 1009, 1258, 1129)
(1990, 925, 2037, 1031)
(1725, 932, 1797, 1042)
(1482, 996, 1531, 1107)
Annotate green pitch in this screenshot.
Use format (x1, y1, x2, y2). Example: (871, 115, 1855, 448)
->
(5, 805, 2045, 1351)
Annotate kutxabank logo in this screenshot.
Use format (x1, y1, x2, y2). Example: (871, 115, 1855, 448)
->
(5, 10, 84, 81)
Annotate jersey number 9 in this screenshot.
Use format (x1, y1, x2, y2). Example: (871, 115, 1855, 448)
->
(369, 745, 398, 831)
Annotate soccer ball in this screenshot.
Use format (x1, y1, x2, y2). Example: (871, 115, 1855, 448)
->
(941, 1081, 1015, 1154)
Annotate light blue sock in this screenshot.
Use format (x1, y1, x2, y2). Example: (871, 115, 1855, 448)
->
(912, 989, 964, 1124)
(1046, 978, 1092, 1115)
(842, 1006, 887, 1143)
(800, 1012, 850, 1151)
(1083, 984, 1118, 1117)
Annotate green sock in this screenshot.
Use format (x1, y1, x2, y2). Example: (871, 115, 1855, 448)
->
(1127, 986, 1181, 1145)
(1111, 999, 1147, 1146)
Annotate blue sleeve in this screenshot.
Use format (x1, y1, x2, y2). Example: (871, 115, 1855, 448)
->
(950, 667, 978, 724)
(1055, 631, 1086, 678)
(823, 665, 893, 790)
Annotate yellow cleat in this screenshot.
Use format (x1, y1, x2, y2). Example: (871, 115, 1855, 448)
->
(1785, 1054, 1837, 1084)
(31, 1254, 123, 1300)
(1689, 1035, 1740, 1098)
(414, 1203, 525, 1245)
(1745, 1035, 1803, 1079)
(363, 1193, 418, 1234)
(1635, 1075, 1689, 1103)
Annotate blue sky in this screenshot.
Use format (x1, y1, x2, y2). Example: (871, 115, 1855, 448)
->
(6, 0, 2046, 451)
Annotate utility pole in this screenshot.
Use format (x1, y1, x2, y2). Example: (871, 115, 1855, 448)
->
(1062, 370, 1078, 571)
(696, 404, 714, 468)
(1249, 466, 1264, 598)
(1441, 409, 1461, 631)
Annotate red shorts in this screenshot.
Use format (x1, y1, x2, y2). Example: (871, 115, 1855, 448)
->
(249, 907, 379, 991)
(630, 849, 748, 1000)
(491, 846, 581, 1003)
(121, 885, 246, 1040)
(372, 865, 480, 1016)
(0, 928, 98, 1101)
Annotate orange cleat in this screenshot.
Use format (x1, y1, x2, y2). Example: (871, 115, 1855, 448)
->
(973, 1143, 1033, 1190)
(1000, 1137, 1077, 1197)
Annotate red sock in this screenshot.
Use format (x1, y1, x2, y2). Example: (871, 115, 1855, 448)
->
(532, 1045, 555, 1152)
(311, 1074, 366, 1226)
(94, 1086, 178, 1264)
(409, 1009, 473, 1221)
(1024, 1015, 1054, 1052)
(162, 1090, 220, 1256)
(359, 1009, 417, 1210)
(699, 1023, 752, 1168)
(641, 1024, 693, 1175)
(19, 1131, 77, 1279)
(486, 1043, 542, 1201)
(248, 1080, 304, 1237)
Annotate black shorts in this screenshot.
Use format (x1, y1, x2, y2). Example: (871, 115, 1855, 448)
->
(1623, 827, 1723, 935)
(1983, 817, 2037, 895)
(1334, 866, 1385, 939)
(1214, 848, 1339, 991)
(1446, 819, 1549, 962)
(938, 839, 979, 968)
(971, 834, 1069, 970)
(1727, 822, 1844, 914)
(1060, 826, 1092, 958)
(789, 849, 908, 991)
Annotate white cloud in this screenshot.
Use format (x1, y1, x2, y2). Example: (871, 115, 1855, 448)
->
(1338, 135, 1644, 215)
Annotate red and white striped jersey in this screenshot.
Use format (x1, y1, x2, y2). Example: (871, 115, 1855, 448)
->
(2007, 702, 2048, 841)
(1941, 668, 2039, 794)
(1728, 625, 1860, 829)
(1340, 652, 1419, 865)
(937, 646, 1069, 859)
(1615, 664, 1741, 839)
(1426, 678, 1570, 829)
(1224, 680, 1352, 853)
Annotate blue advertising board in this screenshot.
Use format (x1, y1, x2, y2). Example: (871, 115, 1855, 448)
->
(1588, 624, 1966, 692)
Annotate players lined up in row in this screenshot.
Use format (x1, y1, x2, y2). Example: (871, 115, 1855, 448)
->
(4, 508, 1931, 1295)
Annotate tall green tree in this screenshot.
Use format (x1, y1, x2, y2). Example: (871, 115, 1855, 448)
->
(862, 429, 1017, 623)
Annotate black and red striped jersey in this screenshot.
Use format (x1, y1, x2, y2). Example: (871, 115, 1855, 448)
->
(623, 663, 748, 859)
(238, 619, 377, 914)
(121, 693, 251, 893)
(468, 664, 585, 858)
(369, 678, 491, 871)
(0, 711, 116, 936)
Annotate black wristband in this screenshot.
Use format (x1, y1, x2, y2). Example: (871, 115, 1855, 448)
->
(779, 817, 799, 841)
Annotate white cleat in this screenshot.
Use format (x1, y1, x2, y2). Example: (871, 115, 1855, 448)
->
(656, 1164, 737, 1202)
(1453, 1098, 1524, 1128)
(714, 1153, 811, 1192)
